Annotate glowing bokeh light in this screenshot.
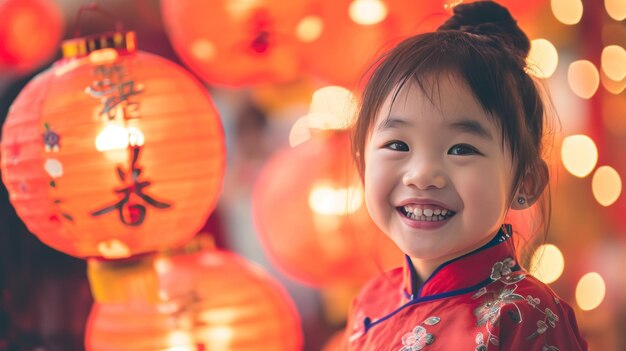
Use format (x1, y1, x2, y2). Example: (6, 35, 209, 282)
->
(288, 116, 311, 147)
(592, 166, 622, 207)
(568, 60, 600, 99)
(551, 0, 583, 25)
(605, 0, 626, 20)
(530, 244, 565, 284)
(306, 86, 357, 130)
(296, 15, 324, 42)
(527, 39, 559, 78)
(191, 39, 216, 61)
(97, 239, 131, 259)
(601, 45, 626, 81)
(561, 134, 598, 178)
(308, 185, 363, 215)
(95, 125, 145, 151)
(89, 49, 118, 65)
(601, 69, 626, 94)
(575, 272, 606, 311)
(349, 0, 388, 25)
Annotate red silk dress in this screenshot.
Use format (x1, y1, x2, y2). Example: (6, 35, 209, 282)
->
(343, 225, 588, 350)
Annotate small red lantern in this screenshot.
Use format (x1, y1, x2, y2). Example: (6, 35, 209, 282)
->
(161, 0, 308, 87)
(252, 130, 402, 287)
(298, 0, 444, 87)
(85, 247, 303, 351)
(1, 32, 225, 259)
(0, 0, 63, 73)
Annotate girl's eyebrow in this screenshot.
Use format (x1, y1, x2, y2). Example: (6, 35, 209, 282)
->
(376, 117, 409, 131)
(449, 119, 493, 140)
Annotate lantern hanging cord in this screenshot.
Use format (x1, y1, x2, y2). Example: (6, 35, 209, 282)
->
(73, 2, 124, 38)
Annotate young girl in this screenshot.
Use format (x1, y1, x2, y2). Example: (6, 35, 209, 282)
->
(344, 1, 588, 350)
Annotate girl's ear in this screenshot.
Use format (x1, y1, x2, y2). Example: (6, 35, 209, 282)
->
(511, 160, 549, 210)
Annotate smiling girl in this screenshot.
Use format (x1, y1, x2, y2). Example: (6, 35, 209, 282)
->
(344, 1, 587, 350)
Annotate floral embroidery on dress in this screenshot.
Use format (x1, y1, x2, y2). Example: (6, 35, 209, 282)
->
(525, 294, 561, 350)
(490, 257, 526, 285)
(471, 258, 527, 346)
(398, 316, 440, 351)
(475, 331, 497, 351)
(472, 258, 563, 350)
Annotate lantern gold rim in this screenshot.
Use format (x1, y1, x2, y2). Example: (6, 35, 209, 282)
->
(61, 31, 137, 59)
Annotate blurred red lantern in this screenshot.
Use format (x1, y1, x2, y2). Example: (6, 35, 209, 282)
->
(85, 247, 302, 351)
(0, 32, 225, 259)
(161, 0, 309, 87)
(0, 0, 63, 73)
(252, 130, 402, 287)
(298, 0, 444, 87)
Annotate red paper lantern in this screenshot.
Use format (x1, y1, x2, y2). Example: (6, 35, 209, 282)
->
(0, 0, 63, 73)
(0, 32, 225, 259)
(252, 131, 402, 287)
(298, 0, 444, 87)
(85, 248, 302, 351)
(161, 0, 308, 87)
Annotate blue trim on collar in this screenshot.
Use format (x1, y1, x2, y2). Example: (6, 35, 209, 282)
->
(365, 264, 522, 334)
(405, 224, 512, 299)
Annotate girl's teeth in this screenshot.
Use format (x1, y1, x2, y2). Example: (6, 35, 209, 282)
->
(413, 208, 423, 216)
(441, 209, 448, 215)
(423, 208, 434, 217)
(434, 209, 441, 215)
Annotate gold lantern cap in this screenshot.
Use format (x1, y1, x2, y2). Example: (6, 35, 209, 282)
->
(62, 31, 137, 59)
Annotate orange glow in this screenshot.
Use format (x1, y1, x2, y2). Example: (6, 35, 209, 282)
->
(0, 48, 226, 258)
(605, 0, 626, 20)
(253, 131, 402, 286)
(297, 0, 442, 86)
(601, 45, 626, 82)
(527, 38, 559, 78)
(161, 0, 307, 87)
(306, 86, 357, 130)
(296, 15, 324, 42)
(561, 134, 598, 178)
(349, 0, 388, 25)
(568, 60, 600, 99)
(576, 272, 606, 311)
(86, 248, 302, 350)
(592, 166, 622, 207)
(551, 0, 583, 25)
(0, 0, 63, 72)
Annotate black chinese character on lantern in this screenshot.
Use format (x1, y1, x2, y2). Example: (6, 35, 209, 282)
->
(91, 145, 171, 226)
(86, 65, 143, 120)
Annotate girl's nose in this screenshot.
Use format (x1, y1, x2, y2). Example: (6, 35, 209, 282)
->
(402, 165, 447, 190)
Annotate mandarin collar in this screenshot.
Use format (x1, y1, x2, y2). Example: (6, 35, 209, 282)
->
(402, 224, 518, 300)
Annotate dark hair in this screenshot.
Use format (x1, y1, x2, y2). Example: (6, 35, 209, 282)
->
(351, 1, 553, 263)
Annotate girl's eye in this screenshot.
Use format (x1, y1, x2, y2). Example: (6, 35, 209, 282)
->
(384, 141, 409, 152)
(448, 144, 480, 155)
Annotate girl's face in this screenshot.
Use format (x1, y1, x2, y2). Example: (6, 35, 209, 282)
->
(363, 74, 517, 276)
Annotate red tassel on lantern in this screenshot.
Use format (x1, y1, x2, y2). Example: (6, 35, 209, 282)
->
(1, 32, 226, 259)
(0, 0, 64, 73)
(85, 247, 303, 351)
(252, 130, 402, 287)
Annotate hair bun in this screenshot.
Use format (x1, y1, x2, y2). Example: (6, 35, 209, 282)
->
(438, 1, 530, 58)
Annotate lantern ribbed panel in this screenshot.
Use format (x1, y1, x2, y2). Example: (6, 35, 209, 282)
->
(160, 0, 307, 87)
(1, 51, 225, 258)
(85, 249, 302, 351)
(252, 131, 402, 286)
